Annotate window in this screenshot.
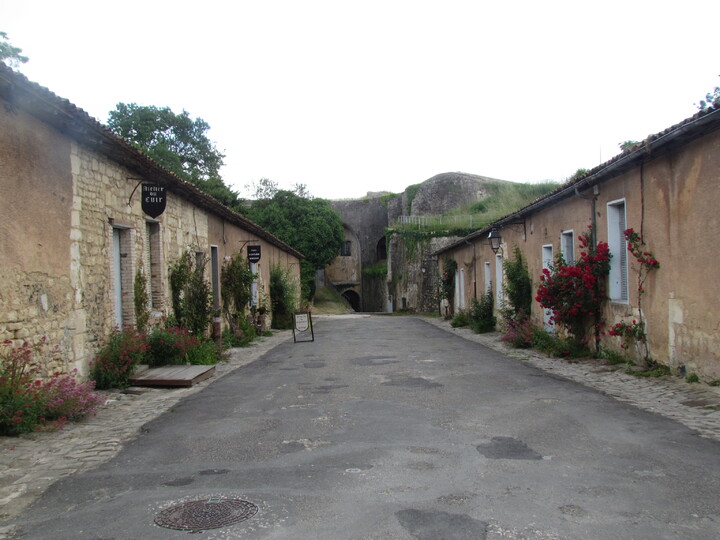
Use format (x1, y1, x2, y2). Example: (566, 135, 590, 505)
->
(607, 200, 628, 302)
(484, 262, 491, 293)
(561, 230, 574, 264)
(340, 240, 352, 257)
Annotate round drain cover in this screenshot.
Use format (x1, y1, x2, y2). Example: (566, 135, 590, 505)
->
(155, 497, 258, 532)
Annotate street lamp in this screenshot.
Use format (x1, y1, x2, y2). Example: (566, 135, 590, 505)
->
(488, 228, 502, 254)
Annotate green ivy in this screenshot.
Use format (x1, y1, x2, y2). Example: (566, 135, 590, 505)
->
(405, 183, 422, 213)
(169, 251, 213, 337)
(503, 246, 532, 319)
(133, 265, 149, 333)
(270, 264, 297, 329)
(221, 252, 254, 329)
(362, 262, 387, 278)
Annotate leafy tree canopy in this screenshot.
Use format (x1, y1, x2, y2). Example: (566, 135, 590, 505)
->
(0, 31, 29, 68)
(695, 75, 720, 111)
(246, 190, 344, 298)
(618, 140, 639, 152)
(245, 177, 311, 200)
(107, 103, 243, 211)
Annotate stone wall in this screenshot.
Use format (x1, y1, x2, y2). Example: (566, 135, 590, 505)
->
(1, 94, 301, 378)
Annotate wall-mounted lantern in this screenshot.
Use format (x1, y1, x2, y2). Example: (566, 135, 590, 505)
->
(488, 228, 502, 254)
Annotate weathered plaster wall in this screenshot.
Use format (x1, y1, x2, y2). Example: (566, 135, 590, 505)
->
(0, 103, 75, 373)
(441, 128, 720, 380)
(325, 225, 361, 286)
(2, 99, 293, 376)
(207, 214, 302, 323)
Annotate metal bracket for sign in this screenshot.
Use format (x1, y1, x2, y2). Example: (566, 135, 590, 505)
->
(292, 312, 314, 343)
(127, 178, 145, 206)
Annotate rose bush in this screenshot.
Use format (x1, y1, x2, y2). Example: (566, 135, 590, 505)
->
(535, 229, 611, 345)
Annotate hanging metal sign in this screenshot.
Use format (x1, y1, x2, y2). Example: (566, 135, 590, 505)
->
(141, 184, 167, 218)
(248, 245, 261, 263)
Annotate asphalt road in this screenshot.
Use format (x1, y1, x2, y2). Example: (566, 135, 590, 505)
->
(10, 316, 720, 539)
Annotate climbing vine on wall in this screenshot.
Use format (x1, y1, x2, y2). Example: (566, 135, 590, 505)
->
(608, 228, 660, 365)
(168, 251, 213, 336)
(441, 257, 457, 312)
(220, 252, 254, 334)
(133, 265, 149, 332)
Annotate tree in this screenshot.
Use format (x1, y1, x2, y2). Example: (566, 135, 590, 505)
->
(107, 103, 243, 210)
(695, 75, 720, 111)
(246, 190, 344, 299)
(0, 32, 28, 68)
(244, 178, 311, 201)
(503, 246, 532, 319)
(618, 140, 639, 152)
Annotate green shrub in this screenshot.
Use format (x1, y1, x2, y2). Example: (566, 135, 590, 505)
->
(185, 339, 223, 365)
(169, 251, 213, 337)
(90, 327, 148, 389)
(270, 264, 298, 329)
(504, 247, 532, 318)
(469, 291, 496, 333)
(146, 326, 200, 366)
(531, 329, 591, 358)
(222, 316, 257, 348)
(450, 310, 469, 328)
(221, 252, 254, 332)
(146, 326, 223, 366)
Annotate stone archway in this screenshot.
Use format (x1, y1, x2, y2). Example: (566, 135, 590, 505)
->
(342, 290, 361, 311)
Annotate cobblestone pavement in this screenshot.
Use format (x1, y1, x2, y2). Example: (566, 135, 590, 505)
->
(3, 316, 720, 537)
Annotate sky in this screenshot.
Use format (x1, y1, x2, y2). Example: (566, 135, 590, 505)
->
(3, 1, 719, 200)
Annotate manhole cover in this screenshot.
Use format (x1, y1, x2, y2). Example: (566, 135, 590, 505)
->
(155, 497, 258, 532)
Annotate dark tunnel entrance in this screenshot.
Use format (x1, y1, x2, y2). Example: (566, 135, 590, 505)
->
(342, 290, 361, 311)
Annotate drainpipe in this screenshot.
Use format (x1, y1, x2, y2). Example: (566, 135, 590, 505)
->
(574, 184, 599, 245)
(464, 239, 477, 300)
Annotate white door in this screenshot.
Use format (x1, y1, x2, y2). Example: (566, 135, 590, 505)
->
(458, 268, 466, 310)
(112, 228, 123, 327)
(542, 245, 554, 332)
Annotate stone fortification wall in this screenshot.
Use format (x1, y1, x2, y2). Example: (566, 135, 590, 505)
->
(388, 234, 459, 313)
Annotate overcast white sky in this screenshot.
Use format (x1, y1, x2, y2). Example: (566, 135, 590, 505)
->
(3, 1, 719, 200)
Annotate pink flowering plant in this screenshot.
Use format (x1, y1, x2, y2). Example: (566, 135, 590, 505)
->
(1, 339, 103, 436)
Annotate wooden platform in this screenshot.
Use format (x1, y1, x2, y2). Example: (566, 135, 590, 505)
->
(129, 365, 216, 387)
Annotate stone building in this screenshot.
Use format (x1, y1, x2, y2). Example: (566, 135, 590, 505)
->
(0, 63, 302, 377)
(327, 197, 389, 311)
(435, 105, 720, 381)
